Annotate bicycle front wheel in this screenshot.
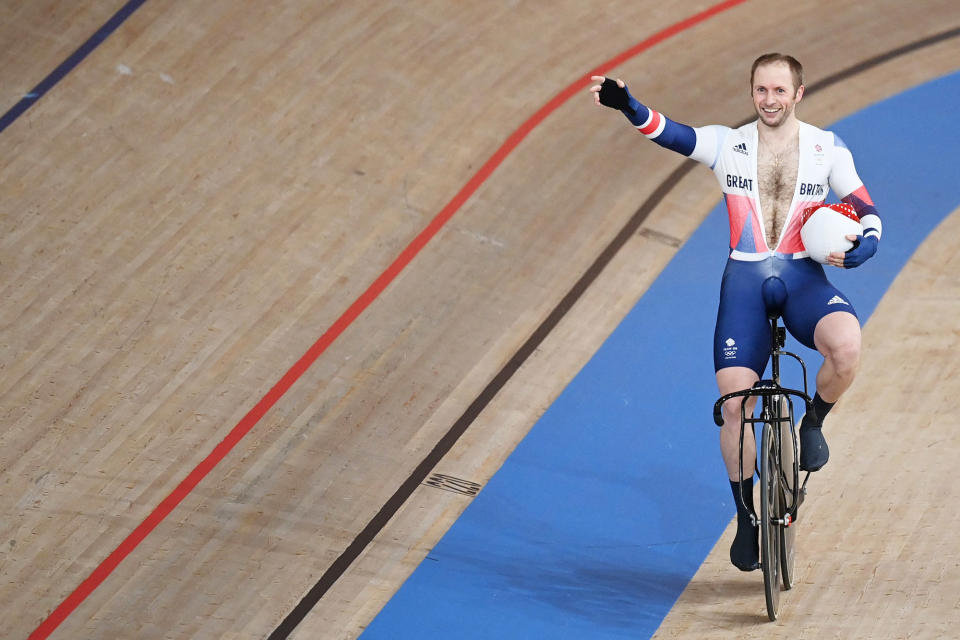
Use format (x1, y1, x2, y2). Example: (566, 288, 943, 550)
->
(778, 394, 798, 591)
(760, 421, 781, 621)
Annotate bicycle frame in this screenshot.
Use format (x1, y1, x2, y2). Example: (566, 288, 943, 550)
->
(712, 315, 813, 522)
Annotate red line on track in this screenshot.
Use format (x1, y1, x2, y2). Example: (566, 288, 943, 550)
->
(29, 1, 747, 637)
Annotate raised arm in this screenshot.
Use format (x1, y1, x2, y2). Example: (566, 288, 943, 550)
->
(589, 76, 721, 166)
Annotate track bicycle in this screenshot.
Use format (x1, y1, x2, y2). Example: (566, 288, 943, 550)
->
(712, 311, 814, 621)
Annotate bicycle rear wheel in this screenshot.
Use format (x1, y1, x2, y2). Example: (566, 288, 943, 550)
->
(777, 394, 798, 590)
(760, 421, 781, 621)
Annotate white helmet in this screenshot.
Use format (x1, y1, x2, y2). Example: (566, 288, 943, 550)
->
(800, 203, 863, 264)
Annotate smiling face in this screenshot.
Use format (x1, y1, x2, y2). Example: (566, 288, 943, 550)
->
(751, 61, 804, 128)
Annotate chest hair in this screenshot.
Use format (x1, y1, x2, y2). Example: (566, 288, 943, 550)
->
(757, 142, 799, 249)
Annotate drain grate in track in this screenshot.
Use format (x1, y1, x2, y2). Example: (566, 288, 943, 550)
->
(423, 473, 482, 496)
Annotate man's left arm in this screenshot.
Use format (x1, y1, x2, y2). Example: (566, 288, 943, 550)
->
(827, 133, 882, 268)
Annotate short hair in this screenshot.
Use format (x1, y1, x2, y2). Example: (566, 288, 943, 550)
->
(750, 53, 804, 92)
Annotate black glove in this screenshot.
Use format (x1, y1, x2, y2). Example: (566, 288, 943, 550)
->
(598, 77, 631, 111)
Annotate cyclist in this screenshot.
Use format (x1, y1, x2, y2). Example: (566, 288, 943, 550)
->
(590, 53, 882, 570)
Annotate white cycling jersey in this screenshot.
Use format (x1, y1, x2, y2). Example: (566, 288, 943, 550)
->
(629, 102, 883, 261)
(685, 120, 879, 261)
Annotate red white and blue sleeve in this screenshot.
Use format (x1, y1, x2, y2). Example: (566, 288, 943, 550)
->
(620, 96, 690, 153)
(616, 95, 726, 167)
(828, 133, 882, 241)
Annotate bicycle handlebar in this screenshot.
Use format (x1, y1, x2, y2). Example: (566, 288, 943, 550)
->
(712, 386, 813, 427)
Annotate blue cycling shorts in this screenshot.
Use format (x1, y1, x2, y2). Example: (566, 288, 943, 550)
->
(713, 256, 859, 375)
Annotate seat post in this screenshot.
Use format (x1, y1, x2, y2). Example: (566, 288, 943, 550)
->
(769, 315, 784, 384)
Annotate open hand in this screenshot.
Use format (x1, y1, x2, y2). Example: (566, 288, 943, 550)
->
(589, 76, 628, 109)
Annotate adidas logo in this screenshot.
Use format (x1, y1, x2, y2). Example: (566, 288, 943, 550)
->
(827, 295, 849, 306)
(733, 142, 748, 155)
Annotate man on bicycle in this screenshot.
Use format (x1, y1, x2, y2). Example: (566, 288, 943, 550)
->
(589, 53, 882, 571)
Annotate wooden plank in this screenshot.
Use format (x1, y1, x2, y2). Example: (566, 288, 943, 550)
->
(0, 0, 957, 638)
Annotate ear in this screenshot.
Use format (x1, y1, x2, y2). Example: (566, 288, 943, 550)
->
(795, 84, 805, 101)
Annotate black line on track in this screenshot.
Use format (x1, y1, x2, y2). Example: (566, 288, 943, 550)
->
(0, 0, 150, 134)
(270, 25, 960, 639)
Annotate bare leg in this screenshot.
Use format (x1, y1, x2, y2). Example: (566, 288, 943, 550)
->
(717, 365, 762, 571)
(812, 311, 862, 402)
(716, 366, 761, 481)
(800, 311, 861, 471)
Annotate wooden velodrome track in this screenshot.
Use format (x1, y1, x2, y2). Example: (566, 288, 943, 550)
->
(2, 1, 959, 638)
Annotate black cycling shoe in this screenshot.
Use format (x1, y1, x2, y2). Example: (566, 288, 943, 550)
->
(730, 521, 759, 571)
(799, 425, 829, 471)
